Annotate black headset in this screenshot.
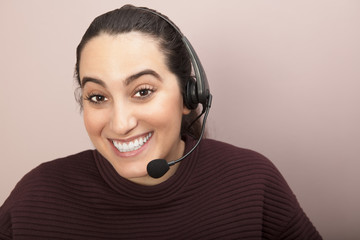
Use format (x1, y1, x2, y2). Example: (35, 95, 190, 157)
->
(140, 7, 212, 111)
(141, 7, 213, 178)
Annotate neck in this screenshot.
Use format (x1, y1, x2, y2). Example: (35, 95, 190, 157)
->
(129, 163, 180, 186)
(128, 139, 185, 186)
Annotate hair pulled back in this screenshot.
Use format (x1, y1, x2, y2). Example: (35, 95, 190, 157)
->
(74, 4, 201, 138)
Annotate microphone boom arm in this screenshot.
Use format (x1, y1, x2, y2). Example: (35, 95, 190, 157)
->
(168, 93, 212, 167)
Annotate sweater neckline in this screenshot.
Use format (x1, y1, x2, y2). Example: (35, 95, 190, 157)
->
(93, 135, 198, 202)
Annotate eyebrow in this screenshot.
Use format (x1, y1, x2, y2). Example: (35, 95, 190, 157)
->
(81, 69, 162, 88)
(81, 77, 105, 88)
(124, 69, 162, 86)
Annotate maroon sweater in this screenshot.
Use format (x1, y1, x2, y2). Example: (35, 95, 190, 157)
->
(0, 136, 322, 239)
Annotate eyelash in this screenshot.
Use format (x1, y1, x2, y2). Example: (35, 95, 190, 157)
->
(84, 94, 107, 104)
(133, 86, 156, 99)
(83, 86, 156, 105)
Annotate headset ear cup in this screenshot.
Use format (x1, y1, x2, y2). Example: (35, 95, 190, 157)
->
(184, 79, 198, 110)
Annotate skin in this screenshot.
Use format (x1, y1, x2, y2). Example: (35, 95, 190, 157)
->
(79, 32, 190, 186)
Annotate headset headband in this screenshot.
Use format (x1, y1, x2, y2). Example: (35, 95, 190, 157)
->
(140, 7, 211, 109)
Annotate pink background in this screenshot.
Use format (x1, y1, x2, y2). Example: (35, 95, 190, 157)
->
(1, 1, 359, 239)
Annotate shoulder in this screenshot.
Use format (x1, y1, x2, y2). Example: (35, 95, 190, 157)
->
(197, 139, 322, 239)
(197, 138, 293, 195)
(200, 138, 277, 171)
(38, 149, 95, 169)
(21, 150, 96, 182)
(201, 137, 265, 158)
(0, 150, 97, 236)
(2, 150, 97, 203)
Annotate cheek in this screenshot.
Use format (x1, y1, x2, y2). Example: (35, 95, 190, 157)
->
(83, 108, 108, 137)
(146, 93, 184, 129)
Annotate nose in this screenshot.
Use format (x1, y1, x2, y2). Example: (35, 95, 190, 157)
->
(109, 101, 137, 136)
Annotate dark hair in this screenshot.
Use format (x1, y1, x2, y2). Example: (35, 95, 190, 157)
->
(74, 4, 201, 138)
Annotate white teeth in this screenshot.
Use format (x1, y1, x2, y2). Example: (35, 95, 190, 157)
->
(112, 133, 152, 153)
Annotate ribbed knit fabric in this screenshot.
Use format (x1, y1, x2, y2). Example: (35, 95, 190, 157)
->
(0, 136, 322, 239)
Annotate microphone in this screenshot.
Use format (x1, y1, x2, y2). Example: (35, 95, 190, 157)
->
(147, 94, 212, 178)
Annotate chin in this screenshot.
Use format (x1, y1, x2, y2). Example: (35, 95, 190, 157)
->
(114, 164, 149, 180)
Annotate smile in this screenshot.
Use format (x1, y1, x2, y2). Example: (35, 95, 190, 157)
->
(112, 132, 152, 153)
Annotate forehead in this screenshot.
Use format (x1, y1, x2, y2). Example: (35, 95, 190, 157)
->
(79, 32, 167, 80)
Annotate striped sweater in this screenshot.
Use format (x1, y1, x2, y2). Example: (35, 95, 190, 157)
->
(0, 136, 322, 239)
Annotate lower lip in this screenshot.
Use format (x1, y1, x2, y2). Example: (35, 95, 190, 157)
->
(110, 135, 151, 158)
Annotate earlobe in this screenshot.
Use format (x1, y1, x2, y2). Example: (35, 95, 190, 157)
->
(182, 106, 191, 115)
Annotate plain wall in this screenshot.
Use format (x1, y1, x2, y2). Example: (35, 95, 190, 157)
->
(1, 1, 359, 239)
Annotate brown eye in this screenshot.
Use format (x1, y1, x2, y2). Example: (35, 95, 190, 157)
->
(139, 89, 150, 97)
(96, 95, 105, 102)
(134, 87, 155, 98)
(86, 94, 108, 104)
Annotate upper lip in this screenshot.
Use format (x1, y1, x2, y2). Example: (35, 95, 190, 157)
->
(110, 131, 152, 143)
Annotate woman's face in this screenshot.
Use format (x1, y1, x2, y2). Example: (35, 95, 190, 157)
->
(79, 32, 190, 185)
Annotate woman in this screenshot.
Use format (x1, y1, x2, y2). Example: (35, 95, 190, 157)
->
(0, 5, 322, 239)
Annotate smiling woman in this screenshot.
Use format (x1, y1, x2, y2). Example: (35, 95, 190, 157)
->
(0, 4, 322, 239)
(80, 32, 190, 184)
